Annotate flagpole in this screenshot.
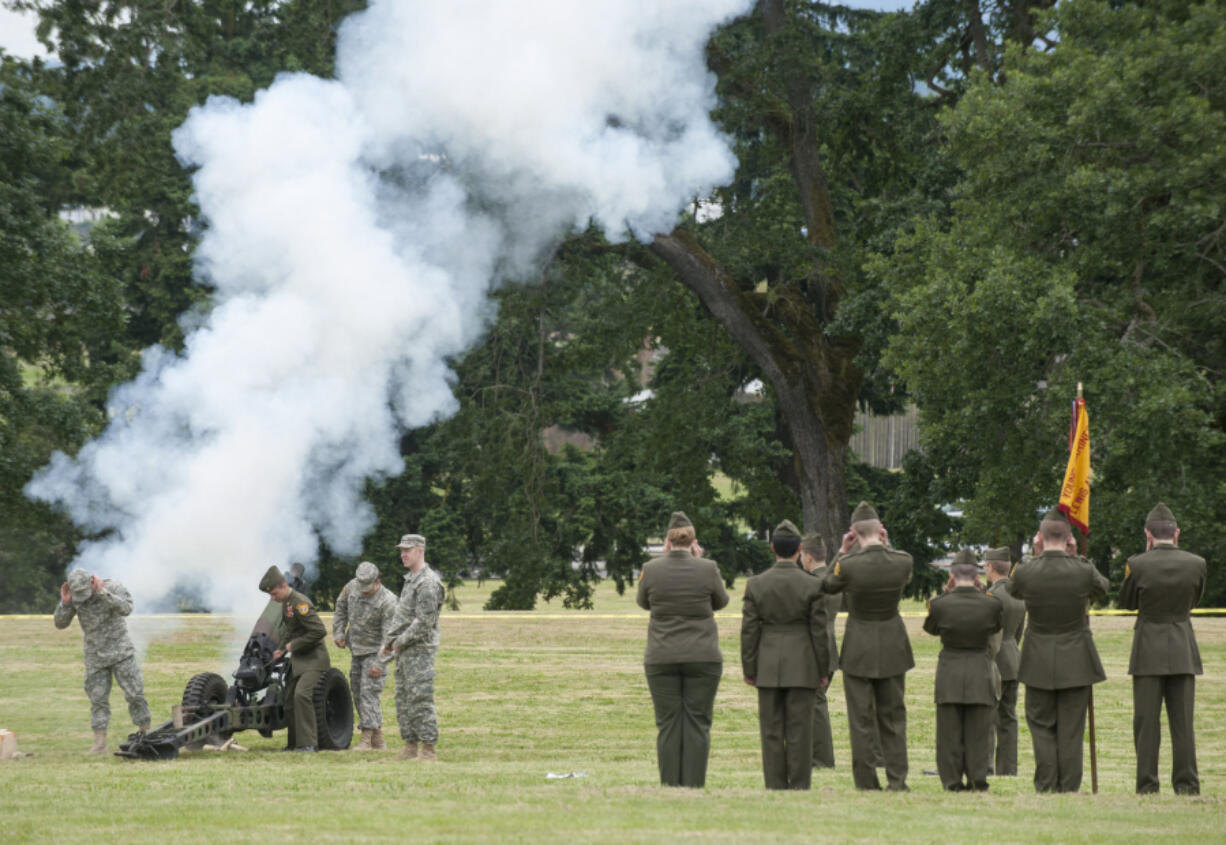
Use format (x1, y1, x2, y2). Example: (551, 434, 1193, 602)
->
(1075, 382, 1099, 795)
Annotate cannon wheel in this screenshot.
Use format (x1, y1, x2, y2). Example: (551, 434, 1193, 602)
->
(181, 672, 232, 750)
(312, 668, 353, 750)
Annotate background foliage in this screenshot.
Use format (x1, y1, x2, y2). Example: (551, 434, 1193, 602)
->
(1, 0, 1222, 611)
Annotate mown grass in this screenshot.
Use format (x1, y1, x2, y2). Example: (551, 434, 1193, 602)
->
(1, 581, 1222, 843)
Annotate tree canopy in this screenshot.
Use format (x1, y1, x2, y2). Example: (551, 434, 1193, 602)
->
(881, 0, 1226, 596)
(2, 0, 1222, 611)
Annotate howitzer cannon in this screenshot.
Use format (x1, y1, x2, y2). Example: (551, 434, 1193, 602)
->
(117, 602, 353, 760)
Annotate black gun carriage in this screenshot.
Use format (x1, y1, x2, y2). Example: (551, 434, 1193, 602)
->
(117, 602, 353, 760)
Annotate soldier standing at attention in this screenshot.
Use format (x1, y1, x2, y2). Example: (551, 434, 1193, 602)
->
(54, 569, 152, 753)
(333, 561, 398, 751)
(822, 501, 914, 791)
(1119, 503, 1205, 795)
(984, 547, 1025, 776)
(381, 533, 445, 762)
(741, 520, 830, 790)
(1010, 509, 1108, 792)
(636, 511, 728, 788)
(260, 565, 330, 752)
(923, 550, 1003, 791)
(800, 532, 841, 770)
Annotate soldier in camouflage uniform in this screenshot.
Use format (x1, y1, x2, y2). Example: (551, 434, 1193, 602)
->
(380, 533, 445, 761)
(333, 560, 397, 751)
(54, 568, 151, 753)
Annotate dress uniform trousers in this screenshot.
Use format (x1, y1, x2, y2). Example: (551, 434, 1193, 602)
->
(645, 662, 722, 787)
(1134, 674, 1199, 794)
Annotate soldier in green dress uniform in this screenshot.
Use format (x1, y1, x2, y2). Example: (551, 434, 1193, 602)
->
(985, 547, 1025, 776)
(923, 550, 1003, 791)
(259, 565, 330, 752)
(741, 520, 830, 789)
(1119, 503, 1205, 795)
(822, 501, 914, 791)
(1010, 509, 1108, 792)
(636, 512, 729, 787)
(800, 532, 842, 769)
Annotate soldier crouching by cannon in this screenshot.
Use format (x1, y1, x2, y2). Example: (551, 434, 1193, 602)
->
(117, 566, 352, 760)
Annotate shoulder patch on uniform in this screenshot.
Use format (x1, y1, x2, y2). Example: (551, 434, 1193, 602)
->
(296, 602, 310, 616)
(832, 561, 841, 576)
(1124, 563, 1130, 581)
(340, 584, 349, 598)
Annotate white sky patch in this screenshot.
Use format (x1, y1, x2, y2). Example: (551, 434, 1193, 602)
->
(27, 0, 754, 624)
(0, 7, 47, 59)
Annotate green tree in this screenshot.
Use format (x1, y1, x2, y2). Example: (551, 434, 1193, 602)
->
(881, 0, 1226, 600)
(0, 54, 125, 610)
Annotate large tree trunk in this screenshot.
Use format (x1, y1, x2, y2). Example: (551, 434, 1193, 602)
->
(648, 232, 859, 556)
(646, 0, 862, 555)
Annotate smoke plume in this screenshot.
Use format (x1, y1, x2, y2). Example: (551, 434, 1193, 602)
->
(28, 0, 750, 620)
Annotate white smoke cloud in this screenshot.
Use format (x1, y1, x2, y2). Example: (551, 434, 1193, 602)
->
(27, 0, 750, 624)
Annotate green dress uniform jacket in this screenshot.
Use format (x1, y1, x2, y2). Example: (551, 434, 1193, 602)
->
(1119, 542, 1206, 794)
(742, 559, 831, 789)
(823, 546, 914, 678)
(923, 586, 1003, 791)
(822, 543, 914, 791)
(637, 551, 728, 664)
(807, 565, 842, 768)
(1010, 552, 1107, 690)
(636, 550, 729, 788)
(986, 577, 1025, 776)
(986, 579, 1025, 682)
(279, 589, 330, 749)
(1009, 549, 1108, 792)
(742, 560, 830, 687)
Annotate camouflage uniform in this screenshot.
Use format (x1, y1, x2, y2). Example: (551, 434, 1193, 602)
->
(382, 565, 445, 744)
(53, 579, 151, 731)
(333, 578, 397, 730)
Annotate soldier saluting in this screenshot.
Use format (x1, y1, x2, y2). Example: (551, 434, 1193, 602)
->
(984, 546, 1025, 776)
(822, 501, 914, 791)
(741, 519, 830, 790)
(1119, 502, 1205, 795)
(1009, 508, 1108, 793)
(923, 549, 1003, 791)
(259, 565, 330, 752)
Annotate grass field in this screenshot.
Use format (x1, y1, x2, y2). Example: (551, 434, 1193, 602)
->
(1, 580, 1222, 843)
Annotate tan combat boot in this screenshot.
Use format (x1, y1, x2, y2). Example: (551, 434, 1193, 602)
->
(397, 740, 419, 760)
(371, 728, 387, 750)
(353, 729, 374, 751)
(418, 743, 437, 762)
(88, 730, 107, 754)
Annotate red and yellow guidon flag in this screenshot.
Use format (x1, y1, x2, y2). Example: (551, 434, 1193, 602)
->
(1058, 396, 1090, 534)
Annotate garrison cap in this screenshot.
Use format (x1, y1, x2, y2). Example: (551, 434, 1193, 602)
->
(667, 511, 693, 530)
(1040, 507, 1069, 526)
(951, 548, 979, 568)
(355, 561, 379, 589)
(396, 533, 426, 550)
(1145, 502, 1176, 529)
(67, 568, 93, 603)
(850, 501, 879, 524)
(258, 565, 285, 593)
(984, 547, 1011, 562)
(773, 519, 801, 539)
(801, 532, 825, 556)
